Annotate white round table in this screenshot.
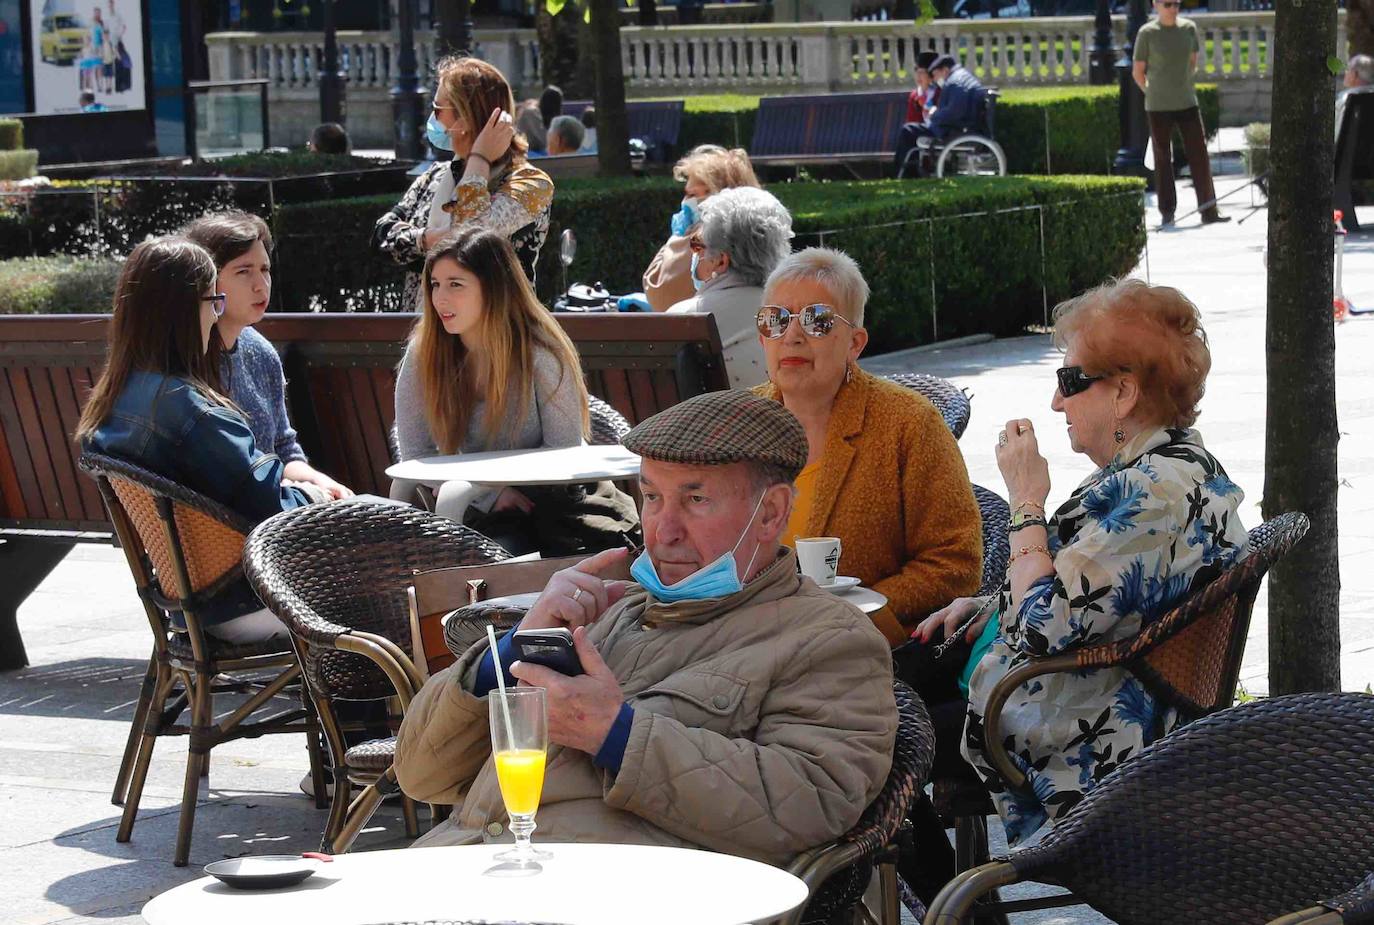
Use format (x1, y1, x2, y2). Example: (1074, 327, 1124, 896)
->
(386, 445, 641, 490)
(141, 843, 808, 925)
(833, 586, 888, 615)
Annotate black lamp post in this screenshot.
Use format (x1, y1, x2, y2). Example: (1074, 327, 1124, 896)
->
(434, 0, 474, 57)
(391, 0, 427, 159)
(1112, 0, 1150, 176)
(1088, 0, 1115, 85)
(320, 0, 346, 124)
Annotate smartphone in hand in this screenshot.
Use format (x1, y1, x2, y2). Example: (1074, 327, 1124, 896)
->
(512, 627, 584, 676)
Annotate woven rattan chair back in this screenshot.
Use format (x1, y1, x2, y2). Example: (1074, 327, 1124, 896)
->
(588, 396, 631, 446)
(972, 485, 1010, 597)
(1098, 512, 1310, 720)
(244, 499, 510, 700)
(882, 373, 972, 440)
(1001, 693, 1374, 925)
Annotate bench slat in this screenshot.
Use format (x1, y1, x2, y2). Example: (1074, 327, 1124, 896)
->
(28, 366, 86, 524)
(0, 377, 29, 522)
(7, 368, 64, 521)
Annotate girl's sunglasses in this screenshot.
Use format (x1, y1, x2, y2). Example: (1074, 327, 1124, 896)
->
(202, 293, 227, 318)
(756, 304, 855, 339)
(1056, 365, 1105, 397)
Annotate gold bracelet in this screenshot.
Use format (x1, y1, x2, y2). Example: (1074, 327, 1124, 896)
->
(1012, 499, 1046, 515)
(1009, 543, 1050, 564)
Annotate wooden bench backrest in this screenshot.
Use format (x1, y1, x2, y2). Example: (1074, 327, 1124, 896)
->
(750, 90, 909, 158)
(0, 311, 726, 529)
(562, 100, 685, 149)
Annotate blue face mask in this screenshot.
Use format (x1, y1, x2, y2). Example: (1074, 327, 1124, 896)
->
(670, 198, 700, 237)
(689, 252, 705, 292)
(631, 493, 766, 604)
(425, 114, 454, 152)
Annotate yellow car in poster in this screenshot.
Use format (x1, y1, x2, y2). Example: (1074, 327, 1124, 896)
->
(40, 14, 87, 66)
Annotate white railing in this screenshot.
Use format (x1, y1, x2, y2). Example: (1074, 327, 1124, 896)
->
(208, 11, 1340, 98)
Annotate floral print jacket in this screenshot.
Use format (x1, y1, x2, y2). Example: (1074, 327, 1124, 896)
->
(373, 159, 553, 310)
(962, 426, 1247, 846)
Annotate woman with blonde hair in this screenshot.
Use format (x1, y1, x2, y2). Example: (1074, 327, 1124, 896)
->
(392, 228, 637, 554)
(375, 56, 553, 311)
(643, 144, 760, 312)
(78, 237, 321, 643)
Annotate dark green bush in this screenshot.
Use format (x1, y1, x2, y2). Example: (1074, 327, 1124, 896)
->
(0, 150, 38, 181)
(675, 95, 761, 155)
(0, 119, 21, 152)
(0, 255, 121, 314)
(272, 174, 1144, 352)
(118, 150, 395, 179)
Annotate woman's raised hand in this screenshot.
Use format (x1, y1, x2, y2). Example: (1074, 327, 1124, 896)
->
(471, 108, 515, 164)
(995, 417, 1050, 510)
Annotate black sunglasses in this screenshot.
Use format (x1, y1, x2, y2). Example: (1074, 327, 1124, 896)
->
(756, 304, 856, 339)
(1056, 365, 1105, 397)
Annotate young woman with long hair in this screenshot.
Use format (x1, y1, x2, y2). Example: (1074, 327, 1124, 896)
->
(374, 56, 554, 311)
(181, 211, 353, 500)
(392, 227, 637, 555)
(77, 236, 322, 644)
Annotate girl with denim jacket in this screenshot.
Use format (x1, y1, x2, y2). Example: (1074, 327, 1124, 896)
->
(77, 237, 321, 644)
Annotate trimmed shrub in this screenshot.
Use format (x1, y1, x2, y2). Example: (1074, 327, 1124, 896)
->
(0, 150, 38, 181)
(272, 174, 1144, 352)
(118, 150, 394, 179)
(0, 119, 21, 152)
(0, 255, 121, 314)
(1243, 122, 1270, 177)
(675, 95, 761, 155)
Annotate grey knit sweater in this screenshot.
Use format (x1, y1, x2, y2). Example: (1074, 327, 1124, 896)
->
(219, 326, 307, 464)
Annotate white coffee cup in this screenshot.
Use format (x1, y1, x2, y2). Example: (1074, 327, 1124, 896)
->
(796, 536, 842, 585)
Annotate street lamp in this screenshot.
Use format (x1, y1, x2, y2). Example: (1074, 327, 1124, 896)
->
(391, 0, 427, 159)
(320, 0, 346, 124)
(1088, 0, 1115, 85)
(1112, 0, 1149, 176)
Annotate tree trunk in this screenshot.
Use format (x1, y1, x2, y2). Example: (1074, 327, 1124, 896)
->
(589, 0, 632, 175)
(1349, 0, 1374, 57)
(432, 0, 471, 57)
(1265, 0, 1342, 694)
(639, 0, 659, 27)
(536, 4, 583, 93)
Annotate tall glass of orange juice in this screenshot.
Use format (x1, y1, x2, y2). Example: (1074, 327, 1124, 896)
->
(489, 687, 550, 865)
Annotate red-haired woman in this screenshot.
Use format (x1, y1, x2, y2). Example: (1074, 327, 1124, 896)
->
(903, 278, 1248, 851)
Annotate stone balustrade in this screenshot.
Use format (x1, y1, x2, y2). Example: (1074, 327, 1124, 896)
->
(205, 11, 1342, 148)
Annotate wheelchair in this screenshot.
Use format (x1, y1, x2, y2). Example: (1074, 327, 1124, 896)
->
(901, 87, 1007, 179)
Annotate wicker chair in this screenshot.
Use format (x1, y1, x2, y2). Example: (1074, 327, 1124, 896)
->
(783, 680, 936, 925)
(882, 373, 972, 440)
(926, 692, 1374, 925)
(588, 396, 631, 445)
(1269, 871, 1374, 925)
(243, 498, 510, 853)
(78, 452, 322, 867)
(930, 511, 1311, 920)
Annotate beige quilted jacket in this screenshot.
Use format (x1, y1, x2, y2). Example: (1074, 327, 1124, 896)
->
(394, 548, 898, 867)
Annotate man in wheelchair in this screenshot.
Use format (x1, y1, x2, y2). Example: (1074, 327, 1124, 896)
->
(893, 54, 988, 178)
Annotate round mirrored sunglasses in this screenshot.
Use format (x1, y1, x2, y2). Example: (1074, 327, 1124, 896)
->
(756, 304, 856, 339)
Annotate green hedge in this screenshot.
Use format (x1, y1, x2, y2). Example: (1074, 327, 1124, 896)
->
(673, 95, 761, 155)
(0, 255, 121, 314)
(0, 150, 38, 181)
(273, 174, 1144, 351)
(0, 119, 21, 152)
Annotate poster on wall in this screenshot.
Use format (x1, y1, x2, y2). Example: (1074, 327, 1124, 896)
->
(28, 0, 144, 115)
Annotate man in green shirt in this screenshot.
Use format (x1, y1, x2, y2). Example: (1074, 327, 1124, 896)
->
(1132, 0, 1229, 225)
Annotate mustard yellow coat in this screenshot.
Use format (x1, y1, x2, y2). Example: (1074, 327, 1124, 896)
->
(755, 369, 983, 645)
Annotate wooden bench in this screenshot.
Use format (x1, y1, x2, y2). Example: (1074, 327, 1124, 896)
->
(535, 153, 601, 179)
(562, 99, 685, 161)
(749, 90, 910, 172)
(0, 310, 727, 669)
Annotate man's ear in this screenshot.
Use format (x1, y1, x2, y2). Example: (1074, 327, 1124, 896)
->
(756, 482, 795, 544)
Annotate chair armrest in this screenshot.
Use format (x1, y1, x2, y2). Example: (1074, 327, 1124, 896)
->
(981, 652, 1079, 791)
(776, 841, 866, 925)
(332, 632, 422, 710)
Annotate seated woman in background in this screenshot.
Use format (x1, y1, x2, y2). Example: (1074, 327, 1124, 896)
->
(901, 279, 1247, 875)
(181, 212, 353, 501)
(374, 56, 553, 310)
(643, 145, 759, 313)
(667, 187, 792, 389)
(752, 247, 982, 647)
(76, 237, 325, 644)
(392, 228, 637, 555)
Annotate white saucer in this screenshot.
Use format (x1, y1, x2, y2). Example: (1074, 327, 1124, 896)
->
(816, 576, 861, 593)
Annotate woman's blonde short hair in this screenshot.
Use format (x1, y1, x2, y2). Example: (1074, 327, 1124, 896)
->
(763, 247, 869, 327)
(434, 56, 528, 166)
(672, 145, 759, 196)
(1053, 278, 1211, 428)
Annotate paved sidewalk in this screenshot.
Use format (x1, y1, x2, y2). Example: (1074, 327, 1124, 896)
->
(3, 176, 1371, 925)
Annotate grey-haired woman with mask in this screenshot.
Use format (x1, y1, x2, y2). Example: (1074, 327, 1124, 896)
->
(666, 187, 792, 389)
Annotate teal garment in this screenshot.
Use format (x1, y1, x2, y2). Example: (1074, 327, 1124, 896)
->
(958, 609, 1001, 698)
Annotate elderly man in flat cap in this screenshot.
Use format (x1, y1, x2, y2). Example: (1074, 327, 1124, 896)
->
(395, 390, 898, 866)
(893, 53, 986, 178)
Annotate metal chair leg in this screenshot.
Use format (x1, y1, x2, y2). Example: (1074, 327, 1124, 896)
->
(926, 861, 1019, 925)
(331, 782, 385, 854)
(401, 793, 420, 839)
(876, 858, 900, 925)
(116, 665, 175, 843)
(112, 655, 157, 806)
(173, 673, 213, 867)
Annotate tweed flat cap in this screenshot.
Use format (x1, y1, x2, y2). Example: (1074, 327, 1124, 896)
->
(622, 390, 809, 480)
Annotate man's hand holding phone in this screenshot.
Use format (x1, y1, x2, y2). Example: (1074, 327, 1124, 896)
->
(520, 546, 631, 632)
(511, 626, 624, 755)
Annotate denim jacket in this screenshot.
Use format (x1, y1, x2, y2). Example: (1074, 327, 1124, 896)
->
(83, 370, 311, 625)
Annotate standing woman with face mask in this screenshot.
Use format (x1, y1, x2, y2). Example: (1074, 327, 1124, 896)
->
(77, 237, 324, 644)
(374, 57, 553, 312)
(642, 145, 760, 313)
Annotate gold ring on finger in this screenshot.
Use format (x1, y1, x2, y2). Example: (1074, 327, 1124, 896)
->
(572, 587, 584, 603)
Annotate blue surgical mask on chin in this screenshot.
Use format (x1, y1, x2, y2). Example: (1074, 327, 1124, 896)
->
(671, 197, 700, 237)
(631, 493, 766, 603)
(425, 114, 454, 152)
(689, 252, 705, 292)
